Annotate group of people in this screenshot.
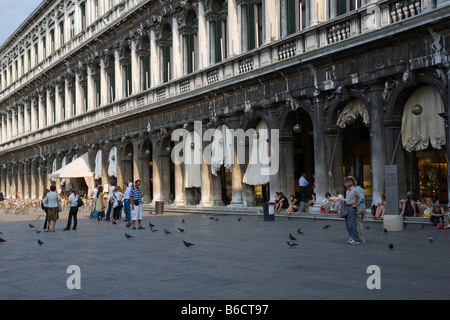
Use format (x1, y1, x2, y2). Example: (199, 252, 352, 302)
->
(39, 179, 145, 232)
(400, 191, 450, 228)
(90, 179, 144, 230)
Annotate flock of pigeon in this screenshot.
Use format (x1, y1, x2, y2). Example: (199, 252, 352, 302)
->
(0, 216, 438, 250)
(122, 218, 196, 248)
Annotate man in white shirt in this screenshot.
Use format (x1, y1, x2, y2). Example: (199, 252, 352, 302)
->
(90, 185, 99, 219)
(105, 181, 116, 221)
(298, 172, 309, 203)
(123, 181, 133, 221)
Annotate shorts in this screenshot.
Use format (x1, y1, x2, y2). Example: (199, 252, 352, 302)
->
(132, 204, 143, 221)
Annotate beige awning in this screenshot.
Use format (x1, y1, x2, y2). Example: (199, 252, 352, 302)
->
(402, 86, 445, 152)
(48, 153, 94, 194)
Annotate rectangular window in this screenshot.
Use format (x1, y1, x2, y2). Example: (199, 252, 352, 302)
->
(59, 21, 65, 46)
(124, 64, 132, 97)
(20, 56, 24, 77)
(187, 32, 197, 74)
(213, 17, 227, 63)
(70, 16, 75, 39)
(42, 36, 46, 59)
(34, 43, 38, 65)
(287, 0, 297, 34)
(27, 49, 31, 70)
(163, 45, 171, 83)
(141, 55, 150, 90)
(50, 30, 55, 53)
(95, 78, 101, 107)
(80, 2, 86, 31)
(108, 72, 115, 103)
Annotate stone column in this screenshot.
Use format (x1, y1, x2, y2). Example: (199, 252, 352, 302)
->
(228, 116, 243, 207)
(197, 0, 207, 69)
(311, 94, 329, 203)
(149, 28, 159, 87)
(152, 134, 171, 204)
(199, 138, 212, 207)
(228, 0, 239, 56)
(369, 85, 387, 204)
(23, 161, 30, 200)
(172, 14, 181, 78)
(114, 45, 123, 101)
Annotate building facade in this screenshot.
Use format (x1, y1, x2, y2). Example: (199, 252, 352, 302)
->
(0, 0, 449, 207)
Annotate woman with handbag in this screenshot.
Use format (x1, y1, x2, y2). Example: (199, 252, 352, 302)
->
(112, 186, 123, 223)
(95, 186, 106, 223)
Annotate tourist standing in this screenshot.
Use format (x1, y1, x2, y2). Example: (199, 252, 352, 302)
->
(130, 180, 144, 230)
(112, 186, 123, 223)
(95, 186, 106, 223)
(356, 178, 366, 242)
(344, 176, 364, 245)
(123, 182, 132, 221)
(90, 184, 99, 219)
(43, 185, 61, 232)
(41, 189, 49, 230)
(105, 181, 116, 221)
(64, 188, 80, 231)
(298, 172, 308, 203)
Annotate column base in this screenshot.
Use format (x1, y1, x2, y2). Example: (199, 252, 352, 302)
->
(383, 215, 404, 232)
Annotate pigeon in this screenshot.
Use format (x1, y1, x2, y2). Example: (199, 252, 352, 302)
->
(183, 240, 194, 248)
(237, 217, 241, 221)
(164, 229, 172, 234)
(182, 219, 185, 223)
(297, 228, 304, 235)
(427, 235, 435, 243)
(388, 243, 394, 250)
(29, 223, 35, 229)
(0, 237, 6, 243)
(149, 222, 156, 228)
(287, 241, 298, 248)
(289, 233, 297, 241)
(124, 233, 133, 239)
(366, 225, 370, 230)
(178, 228, 187, 233)
(323, 225, 331, 229)
(150, 227, 158, 232)
(35, 229, 41, 234)
(384, 228, 388, 233)
(215, 218, 219, 221)
(125, 222, 132, 228)
(209, 217, 214, 220)
(37, 239, 44, 246)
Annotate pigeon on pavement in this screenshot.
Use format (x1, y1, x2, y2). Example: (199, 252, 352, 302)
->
(287, 241, 298, 248)
(37, 239, 44, 246)
(124, 233, 134, 239)
(183, 241, 194, 248)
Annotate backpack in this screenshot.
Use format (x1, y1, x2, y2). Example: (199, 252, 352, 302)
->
(337, 200, 348, 218)
(77, 196, 84, 207)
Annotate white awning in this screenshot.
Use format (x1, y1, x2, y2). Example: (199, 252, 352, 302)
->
(48, 153, 94, 194)
(48, 153, 93, 179)
(402, 86, 446, 152)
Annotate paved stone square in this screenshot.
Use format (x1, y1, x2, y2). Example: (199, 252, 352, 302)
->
(0, 208, 449, 300)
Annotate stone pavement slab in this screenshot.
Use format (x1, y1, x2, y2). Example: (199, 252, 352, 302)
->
(0, 209, 449, 301)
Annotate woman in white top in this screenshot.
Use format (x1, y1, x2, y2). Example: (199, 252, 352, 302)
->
(112, 186, 123, 223)
(64, 188, 80, 231)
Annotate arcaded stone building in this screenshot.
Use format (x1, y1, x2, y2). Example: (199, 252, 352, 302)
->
(0, 0, 449, 208)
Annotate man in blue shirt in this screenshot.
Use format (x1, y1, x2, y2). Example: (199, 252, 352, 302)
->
(130, 180, 144, 230)
(356, 177, 366, 242)
(298, 172, 308, 203)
